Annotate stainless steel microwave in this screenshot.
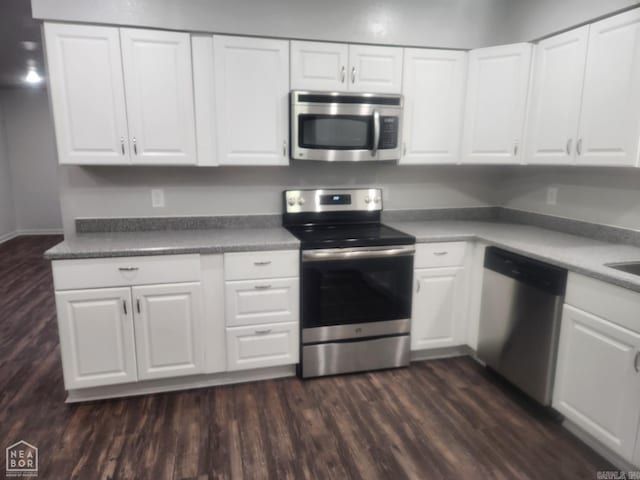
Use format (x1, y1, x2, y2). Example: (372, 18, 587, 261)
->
(290, 91, 403, 162)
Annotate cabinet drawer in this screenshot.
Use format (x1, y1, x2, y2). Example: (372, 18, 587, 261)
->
(224, 250, 298, 280)
(566, 272, 640, 334)
(414, 242, 466, 268)
(225, 277, 299, 327)
(52, 254, 201, 290)
(226, 321, 299, 371)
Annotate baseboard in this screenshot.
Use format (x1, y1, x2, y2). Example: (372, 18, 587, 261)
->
(0, 231, 19, 244)
(411, 345, 474, 362)
(15, 228, 63, 236)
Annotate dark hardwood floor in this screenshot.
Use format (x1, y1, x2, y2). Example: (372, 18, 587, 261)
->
(0, 236, 614, 479)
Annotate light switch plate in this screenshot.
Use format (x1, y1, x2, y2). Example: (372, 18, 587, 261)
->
(546, 186, 558, 206)
(151, 189, 165, 208)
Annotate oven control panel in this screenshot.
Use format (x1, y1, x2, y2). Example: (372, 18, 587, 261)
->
(284, 188, 382, 213)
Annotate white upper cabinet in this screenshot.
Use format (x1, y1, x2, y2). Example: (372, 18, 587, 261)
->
(214, 35, 289, 166)
(290, 42, 402, 93)
(132, 282, 204, 380)
(290, 41, 349, 91)
(400, 48, 467, 165)
(461, 43, 532, 164)
(44, 23, 130, 165)
(120, 28, 197, 165)
(348, 45, 403, 93)
(525, 27, 589, 165)
(576, 9, 640, 167)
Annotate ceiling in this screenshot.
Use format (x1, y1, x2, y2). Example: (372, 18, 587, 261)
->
(0, 0, 45, 87)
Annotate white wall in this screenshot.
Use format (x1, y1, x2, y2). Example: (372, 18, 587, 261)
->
(1, 88, 62, 233)
(0, 100, 16, 240)
(59, 164, 505, 235)
(31, 0, 514, 49)
(501, 167, 640, 231)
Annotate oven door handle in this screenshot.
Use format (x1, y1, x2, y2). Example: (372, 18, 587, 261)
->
(371, 109, 380, 158)
(302, 245, 415, 262)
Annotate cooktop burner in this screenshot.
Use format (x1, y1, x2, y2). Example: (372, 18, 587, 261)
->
(282, 188, 415, 249)
(286, 223, 415, 249)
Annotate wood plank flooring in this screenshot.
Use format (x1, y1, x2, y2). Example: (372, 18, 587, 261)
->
(0, 236, 614, 479)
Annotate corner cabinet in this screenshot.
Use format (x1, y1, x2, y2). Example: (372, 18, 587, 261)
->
(553, 273, 640, 466)
(400, 48, 467, 165)
(213, 36, 290, 166)
(45, 23, 197, 166)
(461, 43, 532, 164)
(524, 26, 589, 165)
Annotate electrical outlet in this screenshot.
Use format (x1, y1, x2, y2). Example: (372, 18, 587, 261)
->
(546, 186, 558, 206)
(151, 189, 165, 208)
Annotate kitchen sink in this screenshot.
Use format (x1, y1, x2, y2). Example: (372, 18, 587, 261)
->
(605, 262, 640, 276)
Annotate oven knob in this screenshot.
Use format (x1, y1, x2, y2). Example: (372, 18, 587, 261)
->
(297, 197, 306, 205)
(374, 196, 381, 204)
(287, 197, 296, 206)
(364, 196, 371, 204)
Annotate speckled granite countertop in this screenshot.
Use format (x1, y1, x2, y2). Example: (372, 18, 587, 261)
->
(44, 227, 300, 259)
(45, 220, 640, 293)
(388, 220, 640, 293)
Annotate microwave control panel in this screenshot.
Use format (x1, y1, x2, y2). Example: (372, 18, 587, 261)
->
(379, 117, 399, 149)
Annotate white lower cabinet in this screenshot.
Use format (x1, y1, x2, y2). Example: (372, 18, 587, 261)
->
(553, 304, 640, 462)
(132, 283, 204, 380)
(226, 322, 299, 371)
(411, 267, 466, 350)
(225, 278, 299, 327)
(55, 287, 138, 389)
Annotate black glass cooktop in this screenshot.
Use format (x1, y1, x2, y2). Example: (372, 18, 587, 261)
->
(285, 223, 415, 249)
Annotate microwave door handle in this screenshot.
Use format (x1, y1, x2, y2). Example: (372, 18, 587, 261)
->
(371, 109, 380, 157)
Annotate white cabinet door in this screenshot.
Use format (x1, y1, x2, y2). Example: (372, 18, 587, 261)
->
(225, 277, 299, 327)
(214, 35, 289, 166)
(401, 48, 467, 165)
(348, 45, 403, 94)
(411, 267, 466, 351)
(44, 23, 130, 165)
(226, 321, 299, 371)
(120, 28, 197, 165)
(525, 27, 589, 165)
(553, 305, 640, 461)
(55, 288, 137, 389)
(132, 283, 204, 380)
(290, 41, 349, 91)
(576, 9, 640, 167)
(461, 43, 532, 164)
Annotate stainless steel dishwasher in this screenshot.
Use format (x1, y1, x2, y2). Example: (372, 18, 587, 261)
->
(477, 247, 567, 405)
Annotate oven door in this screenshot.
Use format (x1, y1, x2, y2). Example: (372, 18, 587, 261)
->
(301, 245, 414, 343)
(291, 99, 402, 162)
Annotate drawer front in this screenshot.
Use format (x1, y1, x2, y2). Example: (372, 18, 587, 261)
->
(224, 250, 298, 281)
(52, 254, 201, 290)
(566, 272, 640, 334)
(225, 277, 299, 327)
(226, 321, 299, 371)
(414, 242, 466, 268)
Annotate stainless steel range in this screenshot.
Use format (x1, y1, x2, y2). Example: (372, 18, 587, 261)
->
(283, 188, 415, 378)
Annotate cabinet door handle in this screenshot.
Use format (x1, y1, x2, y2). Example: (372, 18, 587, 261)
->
(283, 140, 287, 157)
(576, 138, 582, 156)
(416, 280, 420, 293)
(635, 351, 640, 373)
(403, 142, 407, 156)
(341, 66, 346, 83)
(120, 137, 125, 155)
(566, 138, 572, 155)
(123, 300, 128, 315)
(118, 267, 139, 272)
(433, 251, 448, 256)
(136, 299, 141, 314)
(255, 329, 272, 335)
(133, 137, 138, 155)
(254, 284, 272, 290)
(253, 261, 272, 266)
(513, 143, 519, 156)
(351, 66, 356, 84)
